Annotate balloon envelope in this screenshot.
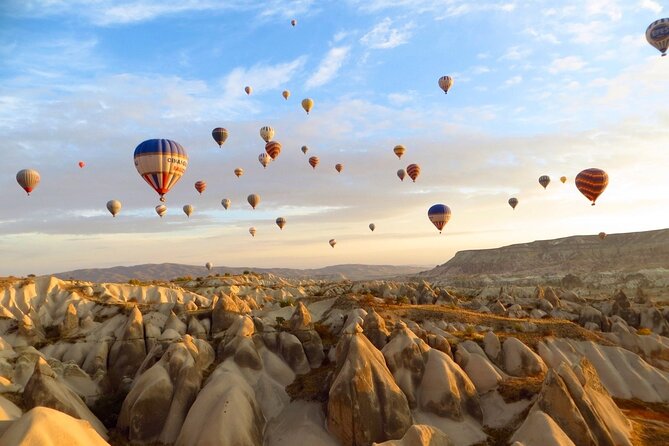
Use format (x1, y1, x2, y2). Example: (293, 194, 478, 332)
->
(249, 227, 257, 237)
(106, 200, 121, 217)
(406, 164, 420, 182)
(508, 198, 518, 210)
(205, 262, 213, 271)
(16, 169, 40, 195)
(329, 239, 336, 248)
(301, 98, 314, 114)
(258, 153, 271, 168)
(309, 156, 319, 169)
(155, 204, 167, 218)
(397, 169, 406, 181)
(598, 232, 607, 240)
(301, 145, 309, 155)
(221, 198, 231, 209)
(245, 86, 252, 95)
(291, 19, 297, 26)
(539, 175, 550, 189)
(276, 217, 286, 230)
(282, 90, 290, 100)
(646, 18, 669, 56)
(575, 168, 609, 205)
(428, 204, 452, 233)
(369, 223, 375, 232)
(247, 194, 260, 209)
(560, 176, 567, 184)
(438, 76, 453, 94)
(335, 163, 343, 173)
(265, 141, 282, 160)
(393, 145, 406, 159)
(194, 181, 206, 194)
(134, 139, 188, 202)
(78, 161, 85, 168)
(260, 126, 275, 143)
(234, 168, 244, 178)
(212, 128, 228, 147)
(183, 204, 193, 217)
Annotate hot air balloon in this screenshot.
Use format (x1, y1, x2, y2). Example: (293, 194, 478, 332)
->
(309, 156, 319, 169)
(134, 139, 188, 202)
(106, 200, 121, 217)
(78, 161, 85, 168)
(438, 76, 453, 94)
(335, 163, 343, 173)
(183, 204, 193, 217)
(212, 128, 228, 147)
(301, 98, 314, 115)
(393, 145, 406, 159)
(560, 176, 567, 184)
(646, 18, 669, 56)
(234, 168, 244, 178)
(276, 217, 286, 230)
(247, 194, 260, 209)
(221, 198, 231, 209)
(301, 145, 309, 155)
(397, 169, 406, 181)
(598, 232, 607, 240)
(538, 175, 550, 189)
(265, 141, 282, 160)
(16, 169, 40, 195)
(291, 19, 297, 26)
(260, 126, 275, 143)
(508, 198, 518, 210)
(194, 180, 206, 194)
(206, 262, 213, 271)
(575, 168, 608, 205)
(155, 204, 167, 218)
(258, 153, 271, 168)
(245, 86, 252, 95)
(428, 204, 452, 233)
(369, 223, 375, 232)
(406, 164, 420, 182)
(249, 227, 257, 237)
(282, 90, 290, 100)
(329, 239, 336, 248)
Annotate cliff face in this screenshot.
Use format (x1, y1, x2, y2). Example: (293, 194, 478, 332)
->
(422, 228, 669, 279)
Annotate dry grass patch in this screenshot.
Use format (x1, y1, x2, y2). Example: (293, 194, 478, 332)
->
(286, 363, 335, 404)
(497, 375, 544, 404)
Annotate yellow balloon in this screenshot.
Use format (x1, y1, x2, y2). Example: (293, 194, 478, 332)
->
(301, 98, 314, 115)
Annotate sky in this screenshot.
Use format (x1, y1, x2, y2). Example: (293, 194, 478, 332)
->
(1, 0, 668, 276)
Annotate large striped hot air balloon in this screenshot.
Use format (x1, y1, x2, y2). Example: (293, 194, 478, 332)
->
(276, 217, 286, 230)
(133, 139, 188, 202)
(397, 169, 406, 181)
(260, 126, 274, 143)
(406, 164, 421, 182)
(106, 200, 121, 217)
(428, 204, 451, 233)
(438, 76, 453, 94)
(16, 169, 40, 195)
(194, 181, 206, 194)
(212, 128, 228, 147)
(258, 153, 271, 168)
(646, 18, 669, 56)
(247, 194, 260, 209)
(575, 168, 608, 205)
(538, 175, 550, 189)
(309, 156, 319, 169)
(393, 145, 406, 159)
(508, 198, 518, 210)
(265, 141, 282, 160)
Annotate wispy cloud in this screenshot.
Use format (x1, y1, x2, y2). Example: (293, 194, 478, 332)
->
(499, 46, 532, 61)
(305, 46, 350, 89)
(221, 57, 306, 101)
(639, 0, 662, 13)
(348, 0, 516, 18)
(360, 17, 414, 49)
(504, 75, 522, 86)
(548, 56, 586, 73)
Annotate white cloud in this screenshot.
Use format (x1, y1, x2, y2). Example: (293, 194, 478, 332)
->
(348, 0, 516, 17)
(499, 46, 532, 61)
(584, 0, 622, 21)
(387, 92, 414, 106)
(639, 0, 662, 13)
(305, 46, 350, 89)
(548, 56, 586, 73)
(472, 66, 491, 75)
(221, 57, 306, 100)
(524, 27, 560, 44)
(564, 21, 611, 44)
(504, 75, 522, 86)
(360, 17, 414, 49)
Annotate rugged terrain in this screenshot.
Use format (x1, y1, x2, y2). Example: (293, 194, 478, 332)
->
(0, 269, 668, 445)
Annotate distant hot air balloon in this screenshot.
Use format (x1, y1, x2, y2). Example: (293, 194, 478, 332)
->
(508, 197, 518, 210)
(282, 90, 290, 100)
(329, 239, 336, 248)
(205, 262, 213, 271)
(301, 145, 309, 155)
(183, 204, 193, 217)
(538, 175, 550, 189)
(16, 169, 40, 195)
(575, 168, 609, 205)
(194, 180, 206, 194)
(249, 227, 257, 237)
(265, 141, 282, 160)
(155, 204, 167, 218)
(598, 232, 607, 240)
(397, 169, 406, 181)
(276, 217, 286, 230)
(335, 163, 343, 173)
(406, 164, 421, 182)
(393, 145, 406, 159)
(245, 86, 252, 95)
(560, 176, 567, 184)
(247, 194, 260, 209)
(369, 223, 375, 232)
(234, 168, 244, 178)
(258, 153, 271, 168)
(646, 18, 669, 56)
(78, 161, 85, 168)
(428, 204, 452, 233)
(106, 200, 121, 217)
(301, 98, 314, 115)
(221, 198, 231, 210)
(291, 19, 297, 26)
(260, 126, 275, 143)
(134, 139, 188, 202)
(212, 128, 228, 147)
(438, 76, 454, 94)
(309, 156, 319, 169)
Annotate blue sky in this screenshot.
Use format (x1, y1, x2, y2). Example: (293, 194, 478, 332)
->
(1, 0, 668, 275)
